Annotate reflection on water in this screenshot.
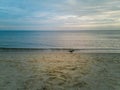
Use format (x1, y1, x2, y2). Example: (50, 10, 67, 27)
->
(0, 30, 120, 49)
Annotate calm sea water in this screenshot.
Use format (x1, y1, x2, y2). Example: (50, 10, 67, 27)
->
(0, 30, 120, 49)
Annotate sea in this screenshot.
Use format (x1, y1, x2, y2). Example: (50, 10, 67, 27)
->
(0, 30, 120, 50)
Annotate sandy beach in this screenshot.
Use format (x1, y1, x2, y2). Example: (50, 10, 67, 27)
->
(0, 50, 120, 90)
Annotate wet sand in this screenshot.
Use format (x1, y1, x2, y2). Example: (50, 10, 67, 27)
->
(0, 51, 120, 90)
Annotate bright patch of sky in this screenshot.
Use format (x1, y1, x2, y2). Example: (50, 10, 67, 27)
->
(0, 0, 120, 30)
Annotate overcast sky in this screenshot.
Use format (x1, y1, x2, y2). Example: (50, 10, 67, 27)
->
(0, 0, 120, 30)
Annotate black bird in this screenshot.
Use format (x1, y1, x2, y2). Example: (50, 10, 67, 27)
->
(69, 49, 74, 53)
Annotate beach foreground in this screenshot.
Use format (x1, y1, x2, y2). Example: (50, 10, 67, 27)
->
(0, 51, 120, 90)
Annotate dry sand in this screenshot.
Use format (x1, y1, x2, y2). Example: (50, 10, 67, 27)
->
(0, 51, 120, 90)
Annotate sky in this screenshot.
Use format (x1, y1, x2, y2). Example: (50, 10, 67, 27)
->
(0, 0, 120, 30)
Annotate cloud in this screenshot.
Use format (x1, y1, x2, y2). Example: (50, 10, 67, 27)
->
(0, 0, 120, 30)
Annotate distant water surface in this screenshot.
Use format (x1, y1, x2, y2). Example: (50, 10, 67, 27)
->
(0, 30, 120, 49)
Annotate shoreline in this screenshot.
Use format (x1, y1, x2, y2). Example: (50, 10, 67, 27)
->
(0, 47, 120, 53)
